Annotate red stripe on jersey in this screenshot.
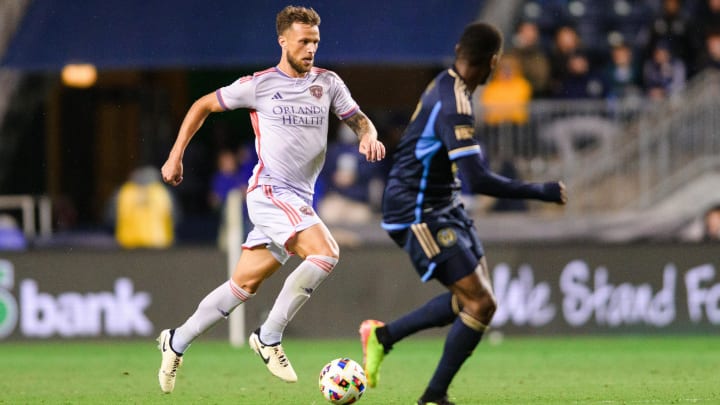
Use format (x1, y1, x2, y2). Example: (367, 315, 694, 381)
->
(263, 185, 302, 224)
(262, 185, 293, 224)
(311, 67, 328, 74)
(254, 67, 276, 77)
(263, 185, 301, 225)
(247, 110, 263, 192)
(307, 257, 335, 273)
(279, 200, 302, 224)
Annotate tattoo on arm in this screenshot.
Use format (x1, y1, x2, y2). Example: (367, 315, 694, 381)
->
(345, 112, 371, 138)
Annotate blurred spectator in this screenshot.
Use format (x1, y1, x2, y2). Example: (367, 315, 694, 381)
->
(210, 147, 244, 250)
(692, 0, 720, 63)
(236, 142, 258, 190)
(480, 54, 532, 125)
(549, 25, 582, 95)
(509, 21, 551, 96)
(0, 214, 27, 251)
(209, 148, 245, 212)
(643, 0, 694, 69)
(643, 41, 687, 101)
(318, 125, 385, 225)
(476, 54, 532, 215)
(603, 43, 643, 102)
(695, 29, 720, 72)
(554, 51, 605, 98)
(541, 48, 618, 167)
(106, 166, 180, 249)
(236, 142, 259, 226)
(704, 204, 720, 241)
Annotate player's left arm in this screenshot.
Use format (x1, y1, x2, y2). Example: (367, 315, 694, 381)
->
(438, 110, 566, 204)
(456, 154, 567, 204)
(344, 111, 386, 162)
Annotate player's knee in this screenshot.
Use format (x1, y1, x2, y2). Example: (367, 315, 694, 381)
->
(313, 242, 339, 260)
(328, 244, 340, 260)
(301, 236, 340, 259)
(451, 294, 463, 314)
(459, 307, 490, 332)
(482, 293, 497, 324)
(232, 275, 263, 294)
(463, 293, 496, 326)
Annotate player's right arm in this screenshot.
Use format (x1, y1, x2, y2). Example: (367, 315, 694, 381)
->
(162, 93, 224, 186)
(163, 74, 255, 186)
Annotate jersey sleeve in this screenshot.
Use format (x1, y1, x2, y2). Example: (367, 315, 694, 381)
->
(328, 73, 359, 120)
(436, 108, 484, 162)
(216, 75, 256, 111)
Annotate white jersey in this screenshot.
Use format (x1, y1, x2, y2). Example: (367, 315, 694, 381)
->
(216, 66, 359, 199)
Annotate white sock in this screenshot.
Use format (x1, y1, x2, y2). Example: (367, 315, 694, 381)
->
(260, 255, 337, 344)
(172, 279, 253, 353)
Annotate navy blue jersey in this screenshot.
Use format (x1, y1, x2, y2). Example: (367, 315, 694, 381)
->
(382, 67, 482, 229)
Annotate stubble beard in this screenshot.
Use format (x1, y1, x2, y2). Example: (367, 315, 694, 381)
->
(286, 51, 312, 75)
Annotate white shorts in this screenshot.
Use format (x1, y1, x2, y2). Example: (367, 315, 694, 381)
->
(242, 184, 323, 264)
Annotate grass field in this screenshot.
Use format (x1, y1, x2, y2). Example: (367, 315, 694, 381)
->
(1, 335, 718, 404)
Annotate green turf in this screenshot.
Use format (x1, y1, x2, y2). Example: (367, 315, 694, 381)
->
(0, 335, 718, 404)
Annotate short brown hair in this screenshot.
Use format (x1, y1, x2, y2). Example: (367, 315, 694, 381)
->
(276, 5, 321, 36)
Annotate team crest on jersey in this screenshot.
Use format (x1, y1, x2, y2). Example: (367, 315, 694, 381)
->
(309, 85, 323, 99)
(436, 228, 457, 247)
(299, 205, 315, 216)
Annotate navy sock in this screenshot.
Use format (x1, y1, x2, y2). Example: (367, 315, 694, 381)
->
(382, 292, 457, 349)
(424, 315, 484, 399)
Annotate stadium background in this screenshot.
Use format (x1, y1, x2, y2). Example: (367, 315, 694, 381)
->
(0, 0, 719, 343)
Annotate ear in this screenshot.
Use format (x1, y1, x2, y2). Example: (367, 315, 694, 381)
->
(278, 35, 287, 49)
(490, 54, 499, 70)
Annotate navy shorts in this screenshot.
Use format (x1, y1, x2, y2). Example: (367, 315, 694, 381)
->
(388, 206, 484, 286)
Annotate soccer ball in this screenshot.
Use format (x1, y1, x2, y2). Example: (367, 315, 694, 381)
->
(318, 357, 367, 404)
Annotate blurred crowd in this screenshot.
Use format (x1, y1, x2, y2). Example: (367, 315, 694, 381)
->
(473, 0, 720, 227)
(6, 0, 720, 250)
(65, 0, 720, 248)
(482, 0, 720, 113)
(487, 0, 720, 106)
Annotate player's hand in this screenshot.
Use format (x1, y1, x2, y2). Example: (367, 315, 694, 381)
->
(161, 159, 184, 186)
(541, 181, 567, 204)
(557, 181, 567, 205)
(359, 138, 386, 162)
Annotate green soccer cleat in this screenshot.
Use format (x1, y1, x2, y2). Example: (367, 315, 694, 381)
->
(359, 319, 386, 388)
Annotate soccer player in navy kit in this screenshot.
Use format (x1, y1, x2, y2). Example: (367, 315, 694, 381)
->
(360, 23, 566, 405)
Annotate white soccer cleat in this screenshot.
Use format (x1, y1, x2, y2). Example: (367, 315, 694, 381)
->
(157, 329, 183, 393)
(248, 328, 298, 383)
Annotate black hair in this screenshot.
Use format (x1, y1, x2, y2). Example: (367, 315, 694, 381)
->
(457, 22, 503, 67)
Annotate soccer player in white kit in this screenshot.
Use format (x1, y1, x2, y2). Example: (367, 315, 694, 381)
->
(156, 5, 385, 393)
